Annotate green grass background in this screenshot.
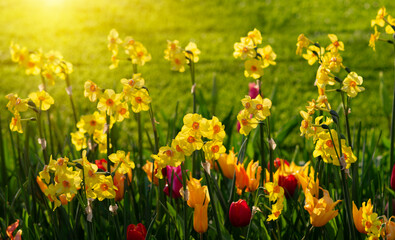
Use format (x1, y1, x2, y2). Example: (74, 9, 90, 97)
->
(1, 0, 395, 148)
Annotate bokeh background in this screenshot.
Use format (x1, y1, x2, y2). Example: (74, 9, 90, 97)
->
(1, 0, 395, 148)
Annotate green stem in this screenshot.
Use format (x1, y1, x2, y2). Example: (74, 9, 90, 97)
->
(259, 122, 266, 186)
(36, 110, 49, 164)
(341, 92, 352, 147)
(228, 136, 248, 206)
(40, 75, 54, 156)
(267, 117, 274, 182)
(106, 114, 111, 171)
(65, 74, 78, 126)
(389, 35, 395, 217)
(202, 161, 223, 240)
(136, 113, 143, 168)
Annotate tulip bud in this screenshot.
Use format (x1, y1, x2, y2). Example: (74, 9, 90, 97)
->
(163, 165, 183, 199)
(127, 223, 147, 240)
(248, 82, 259, 99)
(229, 199, 252, 227)
(391, 163, 395, 191)
(278, 174, 298, 198)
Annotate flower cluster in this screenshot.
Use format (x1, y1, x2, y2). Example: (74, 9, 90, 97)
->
(6, 91, 54, 133)
(163, 40, 201, 72)
(107, 29, 151, 69)
(233, 28, 276, 79)
(151, 113, 226, 178)
(264, 180, 284, 221)
(266, 158, 298, 198)
(10, 42, 73, 85)
(353, 199, 382, 239)
(369, 7, 395, 51)
(237, 94, 272, 136)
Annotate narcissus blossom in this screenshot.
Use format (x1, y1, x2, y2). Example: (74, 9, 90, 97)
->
(341, 72, 365, 98)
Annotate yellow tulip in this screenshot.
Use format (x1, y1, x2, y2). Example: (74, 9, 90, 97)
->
(304, 188, 341, 227)
(216, 149, 237, 179)
(352, 201, 367, 234)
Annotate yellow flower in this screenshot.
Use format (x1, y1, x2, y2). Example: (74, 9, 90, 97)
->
(84, 80, 102, 102)
(323, 52, 343, 73)
(299, 110, 313, 137)
(121, 73, 145, 101)
(315, 65, 336, 88)
(369, 27, 380, 52)
(71, 131, 87, 151)
(10, 42, 29, 65)
(130, 88, 151, 113)
(185, 42, 201, 63)
(186, 174, 210, 208)
(246, 28, 262, 45)
(233, 38, 256, 60)
(294, 162, 319, 197)
(151, 146, 185, 178)
(9, 113, 23, 133)
(182, 113, 203, 135)
(127, 42, 152, 66)
(107, 29, 122, 53)
(371, 7, 387, 27)
(93, 130, 110, 154)
(108, 150, 135, 175)
(164, 40, 182, 61)
(265, 181, 284, 202)
(353, 201, 368, 234)
(341, 72, 365, 98)
(170, 52, 186, 72)
(28, 90, 54, 111)
(193, 204, 209, 233)
(202, 140, 226, 160)
(177, 130, 204, 155)
(200, 116, 226, 141)
(76, 111, 106, 135)
(303, 46, 324, 65)
(245, 160, 262, 192)
(385, 15, 395, 34)
(93, 175, 118, 201)
(5, 93, 29, 113)
(296, 34, 311, 55)
(142, 160, 159, 186)
(257, 45, 276, 68)
(237, 109, 259, 136)
(216, 148, 237, 179)
(244, 59, 264, 79)
(109, 52, 119, 70)
(114, 102, 129, 122)
(25, 51, 42, 76)
(97, 89, 122, 115)
(267, 200, 284, 222)
(251, 95, 272, 121)
(326, 34, 344, 52)
(304, 188, 341, 227)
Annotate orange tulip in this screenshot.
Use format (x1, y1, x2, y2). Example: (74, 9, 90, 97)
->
(216, 149, 237, 179)
(352, 201, 367, 234)
(193, 204, 209, 233)
(235, 162, 249, 195)
(245, 160, 261, 192)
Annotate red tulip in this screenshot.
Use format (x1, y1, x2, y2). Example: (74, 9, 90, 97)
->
(127, 223, 147, 240)
(391, 163, 395, 190)
(249, 82, 259, 99)
(278, 174, 298, 198)
(95, 159, 107, 172)
(229, 199, 252, 227)
(163, 165, 183, 199)
(267, 158, 289, 171)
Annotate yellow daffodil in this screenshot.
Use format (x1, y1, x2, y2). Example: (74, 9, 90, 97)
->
(369, 27, 380, 52)
(303, 46, 324, 65)
(233, 39, 256, 60)
(6, 93, 29, 113)
(385, 15, 395, 34)
(202, 140, 226, 160)
(109, 53, 119, 69)
(114, 102, 129, 122)
(130, 88, 151, 113)
(170, 52, 186, 72)
(93, 175, 118, 201)
(246, 28, 262, 45)
(28, 90, 54, 111)
(121, 73, 145, 100)
(108, 150, 135, 175)
(237, 109, 259, 136)
(10, 42, 29, 65)
(341, 72, 365, 98)
(258, 45, 276, 68)
(151, 146, 185, 178)
(300, 110, 313, 137)
(25, 51, 42, 75)
(9, 113, 23, 133)
(326, 34, 344, 52)
(244, 59, 264, 79)
(70, 131, 87, 151)
(315, 65, 336, 88)
(164, 40, 182, 61)
(185, 42, 201, 63)
(296, 34, 311, 55)
(371, 7, 387, 27)
(304, 188, 341, 227)
(84, 80, 101, 102)
(107, 29, 122, 53)
(200, 116, 226, 141)
(127, 42, 151, 66)
(265, 181, 284, 202)
(267, 200, 284, 221)
(251, 95, 271, 121)
(76, 111, 106, 135)
(97, 89, 122, 115)
(323, 52, 343, 73)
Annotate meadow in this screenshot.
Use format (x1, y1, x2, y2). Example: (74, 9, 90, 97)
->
(1, 0, 395, 239)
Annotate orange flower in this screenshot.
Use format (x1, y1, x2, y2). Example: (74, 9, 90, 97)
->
(235, 162, 249, 195)
(352, 201, 368, 234)
(245, 160, 262, 192)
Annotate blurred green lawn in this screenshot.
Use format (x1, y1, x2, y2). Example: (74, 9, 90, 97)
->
(1, 0, 395, 148)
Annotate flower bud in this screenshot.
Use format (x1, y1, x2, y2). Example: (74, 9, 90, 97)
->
(127, 223, 147, 240)
(278, 174, 298, 198)
(248, 82, 259, 99)
(229, 199, 252, 227)
(267, 158, 289, 171)
(391, 163, 395, 191)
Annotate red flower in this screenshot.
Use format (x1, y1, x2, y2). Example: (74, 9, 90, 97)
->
(248, 82, 259, 99)
(391, 163, 395, 190)
(267, 158, 289, 171)
(229, 199, 252, 227)
(95, 159, 107, 172)
(278, 174, 298, 198)
(127, 223, 147, 240)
